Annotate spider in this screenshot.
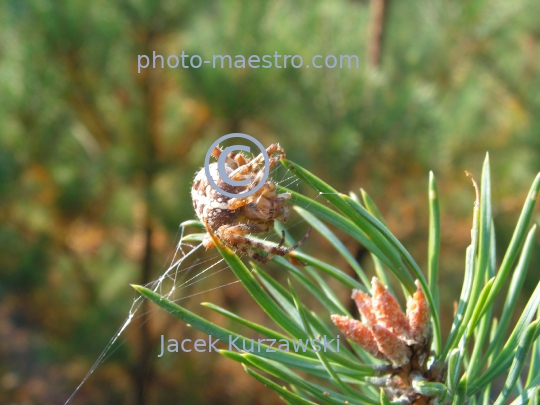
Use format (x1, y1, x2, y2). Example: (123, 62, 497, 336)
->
(191, 143, 310, 263)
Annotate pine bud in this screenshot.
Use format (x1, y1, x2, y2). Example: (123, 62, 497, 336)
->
(372, 325, 412, 368)
(406, 280, 430, 344)
(371, 278, 409, 339)
(352, 289, 377, 326)
(331, 315, 385, 359)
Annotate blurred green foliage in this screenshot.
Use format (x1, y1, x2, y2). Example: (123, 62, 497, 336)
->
(0, 0, 539, 404)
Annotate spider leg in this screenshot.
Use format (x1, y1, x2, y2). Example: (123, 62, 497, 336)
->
(211, 146, 222, 159)
(216, 224, 311, 263)
(216, 222, 273, 248)
(276, 230, 286, 250)
(252, 144, 286, 168)
(265, 144, 286, 170)
(228, 143, 286, 182)
(227, 179, 278, 210)
(212, 146, 241, 169)
(255, 229, 286, 263)
(251, 226, 311, 263)
(202, 233, 215, 249)
(241, 194, 291, 222)
(279, 227, 311, 255)
(224, 144, 287, 212)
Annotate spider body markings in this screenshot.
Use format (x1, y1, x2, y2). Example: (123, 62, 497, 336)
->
(191, 143, 310, 263)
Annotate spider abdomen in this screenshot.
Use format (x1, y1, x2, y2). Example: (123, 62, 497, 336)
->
(191, 163, 241, 231)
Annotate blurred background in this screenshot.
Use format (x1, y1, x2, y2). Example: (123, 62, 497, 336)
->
(1, 0, 539, 403)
